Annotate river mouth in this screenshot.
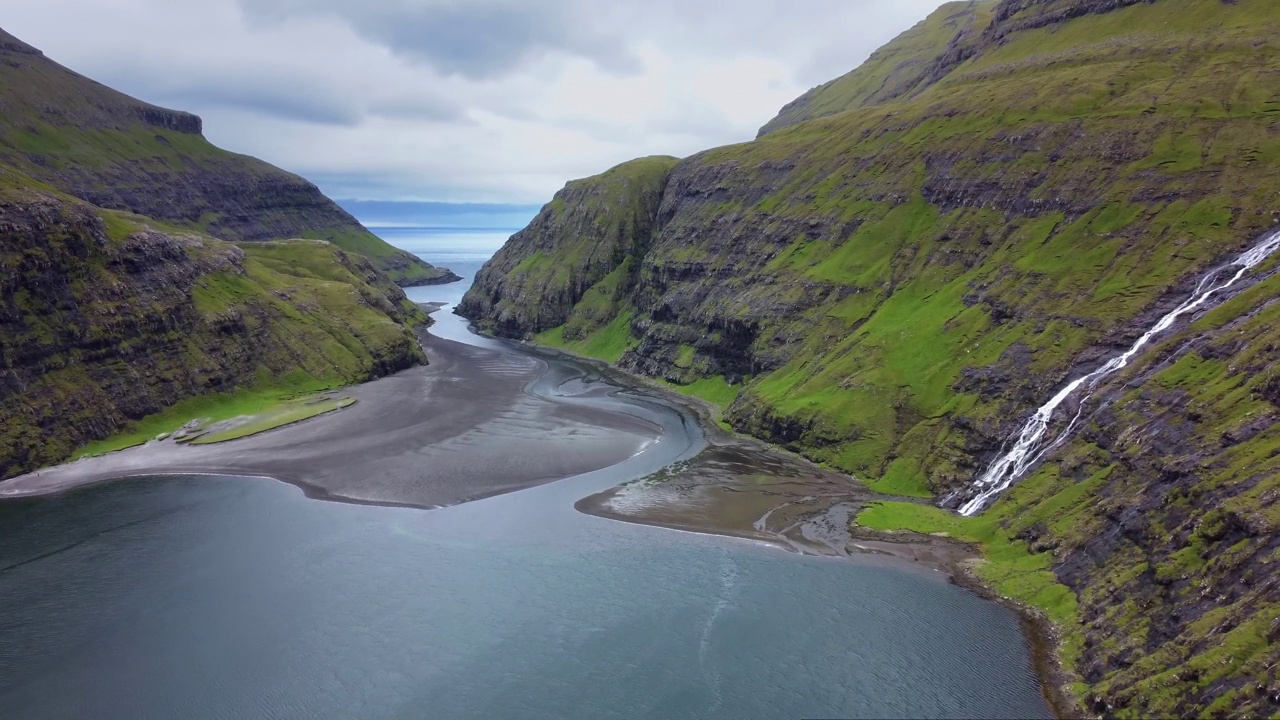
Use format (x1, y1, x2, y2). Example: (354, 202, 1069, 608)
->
(0, 302, 1053, 719)
(574, 436, 979, 576)
(0, 329, 673, 510)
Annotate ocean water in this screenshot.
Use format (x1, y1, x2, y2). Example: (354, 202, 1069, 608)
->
(0, 228, 1053, 719)
(377, 226, 511, 342)
(378, 225, 508, 306)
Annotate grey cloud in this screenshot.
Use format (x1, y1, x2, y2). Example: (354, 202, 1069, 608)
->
(368, 95, 470, 124)
(170, 79, 362, 126)
(102, 61, 364, 126)
(9, 0, 949, 202)
(240, 0, 642, 79)
(310, 171, 460, 201)
(100, 59, 472, 127)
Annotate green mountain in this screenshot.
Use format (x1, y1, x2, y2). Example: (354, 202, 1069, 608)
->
(462, 156, 678, 341)
(757, 0, 996, 137)
(460, 0, 1280, 715)
(0, 27, 456, 286)
(0, 32, 436, 480)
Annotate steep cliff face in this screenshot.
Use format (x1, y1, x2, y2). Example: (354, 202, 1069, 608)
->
(459, 0, 1280, 714)
(0, 27, 457, 286)
(459, 156, 677, 342)
(0, 174, 428, 480)
(986, 261, 1280, 716)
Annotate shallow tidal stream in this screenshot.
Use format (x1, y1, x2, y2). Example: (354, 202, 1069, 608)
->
(0, 252, 1051, 719)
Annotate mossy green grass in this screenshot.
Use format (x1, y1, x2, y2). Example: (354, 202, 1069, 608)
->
(534, 312, 638, 364)
(189, 396, 356, 445)
(72, 375, 348, 459)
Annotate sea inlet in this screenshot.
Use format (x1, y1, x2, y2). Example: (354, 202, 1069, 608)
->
(0, 255, 1051, 719)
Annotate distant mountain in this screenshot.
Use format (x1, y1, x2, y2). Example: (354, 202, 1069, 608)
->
(0, 27, 456, 286)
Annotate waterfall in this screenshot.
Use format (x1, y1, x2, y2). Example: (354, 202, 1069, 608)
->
(957, 227, 1280, 516)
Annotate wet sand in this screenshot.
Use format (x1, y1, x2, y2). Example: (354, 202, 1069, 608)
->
(0, 331, 661, 508)
(575, 433, 978, 575)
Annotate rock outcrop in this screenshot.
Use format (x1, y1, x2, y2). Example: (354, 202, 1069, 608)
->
(458, 156, 677, 339)
(0, 180, 428, 480)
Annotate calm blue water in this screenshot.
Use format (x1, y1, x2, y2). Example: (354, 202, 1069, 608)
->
(378, 226, 506, 298)
(380, 226, 510, 342)
(0, 228, 1053, 719)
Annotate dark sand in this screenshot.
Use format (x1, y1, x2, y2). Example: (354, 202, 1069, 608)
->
(0, 332, 660, 508)
(575, 433, 977, 575)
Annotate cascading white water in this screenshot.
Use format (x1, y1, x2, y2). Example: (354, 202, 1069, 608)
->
(957, 227, 1280, 516)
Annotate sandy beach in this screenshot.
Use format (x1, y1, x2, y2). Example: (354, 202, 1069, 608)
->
(0, 331, 661, 508)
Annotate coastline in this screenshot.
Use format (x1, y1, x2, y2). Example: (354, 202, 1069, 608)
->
(950, 555, 1084, 720)
(3, 316, 1081, 718)
(0, 331, 662, 509)
(507, 333, 1084, 720)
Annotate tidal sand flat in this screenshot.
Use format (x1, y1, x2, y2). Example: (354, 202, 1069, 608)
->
(0, 331, 660, 508)
(576, 434, 975, 574)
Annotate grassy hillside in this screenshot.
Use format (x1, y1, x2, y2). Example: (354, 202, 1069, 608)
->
(459, 0, 1280, 714)
(0, 27, 455, 286)
(0, 168, 429, 479)
(638, 0, 1280, 496)
(458, 156, 678, 338)
(757, 0, 996, 136)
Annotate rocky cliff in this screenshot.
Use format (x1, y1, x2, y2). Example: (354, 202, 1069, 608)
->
(0, 32, 440, 480)
(0, 174, 429, 480)
(0, 27, 457, 286)
(460, 0, 1280, 714)
(458, 156, 677, 341)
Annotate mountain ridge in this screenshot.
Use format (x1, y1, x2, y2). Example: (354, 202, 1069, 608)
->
(0, 26, 457, 286)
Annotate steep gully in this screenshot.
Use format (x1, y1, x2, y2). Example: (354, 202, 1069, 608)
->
(954, 227, 1280, 515)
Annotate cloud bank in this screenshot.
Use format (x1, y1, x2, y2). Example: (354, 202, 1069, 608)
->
(5, 0, 944, 202)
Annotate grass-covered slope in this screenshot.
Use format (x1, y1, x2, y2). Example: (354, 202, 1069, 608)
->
(757, 0, 996, 137)
(0, 27, 455, 286)
(0, 171, 428, 480)
(458, 156, 678, 338)
(461, 0, 1280, 714)
(645, 0, 1280, 496)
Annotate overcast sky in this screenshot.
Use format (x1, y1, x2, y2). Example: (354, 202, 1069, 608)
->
(7, 0, 943, 204)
